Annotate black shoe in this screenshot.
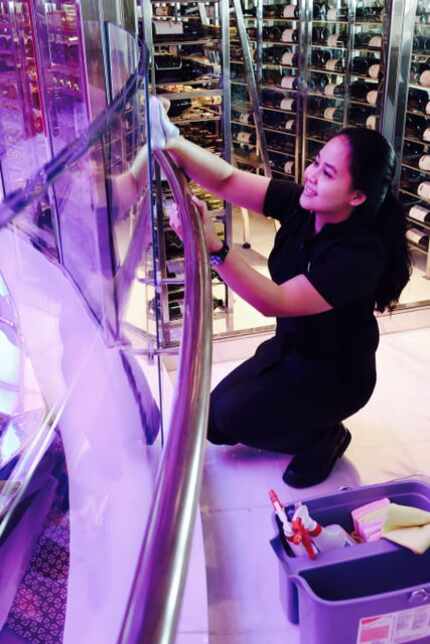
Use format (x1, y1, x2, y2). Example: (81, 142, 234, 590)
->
(282, 423, 351, 488)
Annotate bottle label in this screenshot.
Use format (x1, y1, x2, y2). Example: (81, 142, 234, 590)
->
(281, 75, 295, 88)
(324, 106, 337, 120)
(284, 160, 294, 174)
(280, 98, 295, 110)
(406, 228, 427, 245)
(410, 205, 430, 223)
(368, 63, 381, 79)
(366, 115, 377, 130)
(423, 128, 430, 142)
(418, 181, 430, 201)
(281, 52, 295, 66)
(154, 20, 184, 36)
(418, 155, 430, 171)
(324, 83, 339, 97)
(285, 118, 295, 130)
(426, 102, 430, 116)
(369, 35, 382, 48)
(282, 29, 296, 42)
(283, 5, 297, 18)
(327, 34, 339, 47)
(325, 59, 339, 71)
(366, 90, 378, 105)
(327, 8, 337, 20)
(420, 70, 430, 88)
(239, 113, 251, 124)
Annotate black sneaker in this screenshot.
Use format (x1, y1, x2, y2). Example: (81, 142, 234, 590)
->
(282, 423, 351, 488)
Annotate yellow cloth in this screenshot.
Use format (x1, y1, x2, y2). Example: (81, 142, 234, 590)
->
(382, 503, 430, 554)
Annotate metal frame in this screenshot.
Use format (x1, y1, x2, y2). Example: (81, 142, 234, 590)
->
(118, 150, 212, 644)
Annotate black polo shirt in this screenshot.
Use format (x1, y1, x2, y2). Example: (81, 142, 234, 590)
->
(262, 179, 386, 358)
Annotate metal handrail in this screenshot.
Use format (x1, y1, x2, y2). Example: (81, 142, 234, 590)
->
(118, 150, 212, 644)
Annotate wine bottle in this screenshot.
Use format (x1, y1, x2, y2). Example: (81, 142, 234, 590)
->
(401, 167, 428, 193)
(327, 7, 348, 20)
(308, 73, 329, 93)
(265, 130, 295, 153)
(408, 87, 430, 112)
(284, 160, 295, 174)
(280, 96, 297, 111)
(311, 49, 331, 68)
(366, 115, 378, 129)
(405, 114, 430, 141)
(281, 74, 300, 89)
(281, 51, 300, 66)
(412, 35, 430, 51)
(263, 46, 286, 64)
(418, 181, 430, 201)
(410, 204, 430, 224)
(324, 81, 344, 97)
(366, 89, 379, 105)
(326, 32, 347, 48)
(418, 155, 430, 171)
(313, 3, 328, 20)
(348, 105, 371, 125)
(355, 5, 384, 21)
(281, 28, 299, 43)
(283, 4, 300, 18)
(350, 78, 369, 99)
(410, 61, 430, 88)
(325, 57, 345, 72)
(406, 227, 429, 248)
(354, 32, 382, 49)
(403, 140, 425, 163)
(324, 106, 343, 121)
(368, 63, 381, 79)
(262, 26, 283, 41)
(351, 55, 372, 75)
(236, 130, 257, 146)
(312, 26, 330, 43)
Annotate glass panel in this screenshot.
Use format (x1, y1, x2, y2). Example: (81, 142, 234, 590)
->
(398, 0, 430, 305)
(0, 22, 167, 644)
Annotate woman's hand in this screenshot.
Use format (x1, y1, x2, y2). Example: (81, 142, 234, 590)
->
(168, 195, 222, 252)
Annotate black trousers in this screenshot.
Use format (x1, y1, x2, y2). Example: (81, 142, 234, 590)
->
(208, 339, 376, 454)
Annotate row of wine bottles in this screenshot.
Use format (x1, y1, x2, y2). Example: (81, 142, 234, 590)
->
(249, 25, 382, 48)
(405, 114, 430, 142)
(244, 2, 385, 22)
(154, 54, 218, 84)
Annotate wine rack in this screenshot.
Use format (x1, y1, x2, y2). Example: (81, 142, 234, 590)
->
(302, 0, 388, 170)
(398, 0, 430, 277)
(139, 0, 232, 345)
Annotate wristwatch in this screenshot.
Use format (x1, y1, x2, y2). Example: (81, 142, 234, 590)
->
(209, 240, 230, 268)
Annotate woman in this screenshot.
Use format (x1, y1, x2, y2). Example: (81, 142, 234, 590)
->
(133, 98, 411, 488)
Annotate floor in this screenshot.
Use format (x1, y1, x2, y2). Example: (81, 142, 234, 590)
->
(199, 326, 430, 644)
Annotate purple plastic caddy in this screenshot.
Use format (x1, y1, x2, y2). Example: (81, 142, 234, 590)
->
(271, 477, 430, 644)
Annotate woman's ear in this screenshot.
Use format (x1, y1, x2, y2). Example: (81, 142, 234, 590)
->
(350, 191, 367, 207)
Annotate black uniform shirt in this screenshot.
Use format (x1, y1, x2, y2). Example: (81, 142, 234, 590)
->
(262, 180, 386, 359)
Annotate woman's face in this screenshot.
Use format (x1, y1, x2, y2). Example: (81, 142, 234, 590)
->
(300, 136, 365, 218)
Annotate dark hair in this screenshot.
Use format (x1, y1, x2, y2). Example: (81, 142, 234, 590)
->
(335, 127, 412, 313)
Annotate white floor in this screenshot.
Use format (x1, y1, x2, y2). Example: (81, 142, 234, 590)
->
(200, 326, 430, 644)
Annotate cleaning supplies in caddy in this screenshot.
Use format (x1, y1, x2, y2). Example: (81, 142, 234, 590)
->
(292, 503, 356, 553)
(269, 490, 317, 558)
(351, 497, 390, 542)
(270, 492, 356, 558)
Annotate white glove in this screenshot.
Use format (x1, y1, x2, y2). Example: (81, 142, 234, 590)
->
(148, 96, 180, 149)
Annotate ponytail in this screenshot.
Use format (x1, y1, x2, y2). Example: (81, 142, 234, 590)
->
(372, 188, 412, 313)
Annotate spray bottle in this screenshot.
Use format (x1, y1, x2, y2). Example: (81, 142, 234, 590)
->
(293, 504, 356, 553)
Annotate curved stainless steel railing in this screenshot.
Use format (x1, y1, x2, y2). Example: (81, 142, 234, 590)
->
(118, 151, 213, 644)
(0, 43, 213, 644)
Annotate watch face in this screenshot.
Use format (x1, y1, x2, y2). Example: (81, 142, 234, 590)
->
(209, 254, 223, 267)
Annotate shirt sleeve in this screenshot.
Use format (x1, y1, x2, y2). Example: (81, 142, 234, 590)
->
(305, 236, 386, 308)
(262, 179, 303, 224)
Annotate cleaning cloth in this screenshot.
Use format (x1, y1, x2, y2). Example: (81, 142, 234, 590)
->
(382, 503, 430, 554)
